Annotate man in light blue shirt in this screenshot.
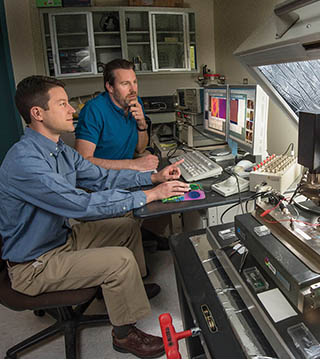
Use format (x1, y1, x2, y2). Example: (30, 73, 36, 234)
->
(0, 75, 189, 358)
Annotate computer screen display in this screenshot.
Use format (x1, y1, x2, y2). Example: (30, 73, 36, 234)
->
(228, 85, 269, 157)
(203, 85, 228, 141)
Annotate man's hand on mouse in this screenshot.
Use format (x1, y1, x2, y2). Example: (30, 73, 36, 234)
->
(143, 180, 190, 203)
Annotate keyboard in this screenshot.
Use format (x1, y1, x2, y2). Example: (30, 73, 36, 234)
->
(169, 150, 223, 182)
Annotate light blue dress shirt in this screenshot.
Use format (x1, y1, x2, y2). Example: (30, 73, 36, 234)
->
(0, 127, 152, 262)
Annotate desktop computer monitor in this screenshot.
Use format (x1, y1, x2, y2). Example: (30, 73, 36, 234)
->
(228, 85, 269, 158)
(203, 85, 228, 141)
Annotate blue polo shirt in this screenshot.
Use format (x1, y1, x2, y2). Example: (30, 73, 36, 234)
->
(76, 92, 144, 160)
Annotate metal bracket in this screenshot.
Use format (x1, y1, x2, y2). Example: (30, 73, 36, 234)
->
(274, 11, 299, 39)
(274, 0, 320, 39)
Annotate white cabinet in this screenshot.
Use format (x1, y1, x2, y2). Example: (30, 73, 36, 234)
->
(40, 7, 197, 78)
(92, 11, 123, 73)
(45, 12, 96, 77)
(150, 12, 189, 71)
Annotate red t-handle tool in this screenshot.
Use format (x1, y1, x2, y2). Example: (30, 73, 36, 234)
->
(159, 313, 201, 359)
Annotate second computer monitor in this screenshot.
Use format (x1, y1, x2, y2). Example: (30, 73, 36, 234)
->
(203, 85, 228, 141)
(228, 85, 269, 157)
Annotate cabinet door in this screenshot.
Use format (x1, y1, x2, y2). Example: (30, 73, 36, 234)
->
(49, 12, 96, 77)
(150, 12, 190, 71)
(124, 10, 152, 73)
(188, 12, 197, 71)
(92, 11, 124, 73)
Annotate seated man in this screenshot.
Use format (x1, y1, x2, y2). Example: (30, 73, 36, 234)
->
(0, 75, 189, 358)
(75, 58, 158, 171)
(75, 58, 171, 248)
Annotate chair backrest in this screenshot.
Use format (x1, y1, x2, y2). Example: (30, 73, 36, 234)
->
(145, 115, 152, 146)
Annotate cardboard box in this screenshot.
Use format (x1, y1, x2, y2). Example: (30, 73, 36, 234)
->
(128, 0, 184, 7)
(36, 0, 62, 7)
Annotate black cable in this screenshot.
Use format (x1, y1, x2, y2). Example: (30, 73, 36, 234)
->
(244, 191, 270, 212)
(223, 168, 244, 214)
(220, 201, 241, 224)
(219, 190, 270, 224)
(239, 249, 248, 273)
(167, 138, 201, 161)
(288, 183, 302, 204)
(282, 142, 294, 156)
(166, 141, 185, 161)
(292, 196, 320, 215)
(288, 202, 300, 218)
(245, 191, 264, 213)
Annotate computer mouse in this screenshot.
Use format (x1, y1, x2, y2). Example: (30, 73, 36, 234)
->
(236, 160, 254, 170)
(233, 160, 254, 176)
(225, 176, 237, 187)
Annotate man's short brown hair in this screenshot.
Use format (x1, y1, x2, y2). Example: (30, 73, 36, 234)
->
(103, 59, 135, 91)
(15, 75, 65, 124)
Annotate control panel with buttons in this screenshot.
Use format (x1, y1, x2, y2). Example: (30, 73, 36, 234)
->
(249, 154, 303, 193)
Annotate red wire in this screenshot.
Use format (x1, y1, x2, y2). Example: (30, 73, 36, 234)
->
(260, 199, 283, 217)
(260, 199, 320, 227)
(263, 217, 320, 227)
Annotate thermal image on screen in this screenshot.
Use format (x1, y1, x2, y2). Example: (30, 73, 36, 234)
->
(203, 87, 228, 141)
(208, 96, 227, 132)
(230, 99, 239, 124)
(211, 97, 226, 120)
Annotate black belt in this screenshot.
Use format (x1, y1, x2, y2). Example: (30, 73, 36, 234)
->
(7, 260, 33, 267)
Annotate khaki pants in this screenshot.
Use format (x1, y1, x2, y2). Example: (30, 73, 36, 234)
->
(8, 217, 151, 326)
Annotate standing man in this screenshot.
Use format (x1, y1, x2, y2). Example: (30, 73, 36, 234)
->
(0, 75, 189, 358)
(75, 58, 158, 171)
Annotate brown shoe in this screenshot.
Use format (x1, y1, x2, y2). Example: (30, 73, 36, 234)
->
(112, 326, 164, 358)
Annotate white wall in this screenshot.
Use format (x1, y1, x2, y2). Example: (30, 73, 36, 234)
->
(213, 0, 299, 155)
(4, 0, 298, 155)
(4, 0, 215, 98)
(4, 0, 37, 83)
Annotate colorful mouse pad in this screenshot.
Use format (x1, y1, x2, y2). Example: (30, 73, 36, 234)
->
(162, 183, 205, 203)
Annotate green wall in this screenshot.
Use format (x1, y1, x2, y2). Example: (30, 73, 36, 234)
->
(0, 0, 23, 164)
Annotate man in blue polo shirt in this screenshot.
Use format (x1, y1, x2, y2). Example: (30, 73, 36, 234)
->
(75, 59, 171, 250)
(75, 59, 159, 171)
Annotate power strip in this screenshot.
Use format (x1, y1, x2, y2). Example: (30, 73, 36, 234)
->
(249, 155, 303, 193)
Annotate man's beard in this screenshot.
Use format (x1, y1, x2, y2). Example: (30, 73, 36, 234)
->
(113, 89, 137, 109)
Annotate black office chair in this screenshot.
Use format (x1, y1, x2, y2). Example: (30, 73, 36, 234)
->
(0, 236, 109, 359)
(145, 115, 156, 154)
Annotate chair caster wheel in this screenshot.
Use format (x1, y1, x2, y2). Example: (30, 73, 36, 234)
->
(5, 354, 17, 358)
(34, 309, 45, 317)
